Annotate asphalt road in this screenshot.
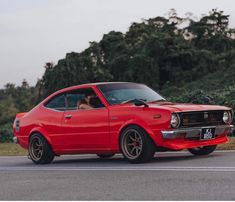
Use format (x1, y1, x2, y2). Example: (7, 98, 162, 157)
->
(0, 150, 235, 200)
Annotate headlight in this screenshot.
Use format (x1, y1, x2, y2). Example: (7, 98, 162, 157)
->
(171, 113, 180, 128)
(223, 111, 232, 124)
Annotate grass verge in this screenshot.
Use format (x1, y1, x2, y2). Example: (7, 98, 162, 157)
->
(217, 137, 235, 150)
(0, 143, 27, 156)
(0, 137, 235, 156)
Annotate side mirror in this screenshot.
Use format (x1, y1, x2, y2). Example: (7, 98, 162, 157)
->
(134, 100, 149, 107)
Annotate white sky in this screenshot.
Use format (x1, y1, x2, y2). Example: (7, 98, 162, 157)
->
(0, 0, 235, 88)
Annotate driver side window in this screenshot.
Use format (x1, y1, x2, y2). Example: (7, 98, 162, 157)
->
(66, 88, 104, 110)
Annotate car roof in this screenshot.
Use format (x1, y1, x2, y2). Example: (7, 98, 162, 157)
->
(41, 82, 144, 105)
(49, 82, 141, 96)
(76, 81, 135, 86)
(60, 81, 139, 91)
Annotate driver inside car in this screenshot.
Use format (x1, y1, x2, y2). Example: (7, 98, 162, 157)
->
(77, 92, 95, 110)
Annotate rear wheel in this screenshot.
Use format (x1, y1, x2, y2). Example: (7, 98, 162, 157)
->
(188, 145, 217, 156)
(120, 125, 155, 163)
(97, 154, 115, 159)
(29, 133, 54, 164)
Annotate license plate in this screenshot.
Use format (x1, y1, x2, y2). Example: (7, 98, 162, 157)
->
(200, 127, 215, 140)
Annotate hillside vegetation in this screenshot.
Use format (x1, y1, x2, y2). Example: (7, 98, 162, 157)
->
(0, 9, 235, 142)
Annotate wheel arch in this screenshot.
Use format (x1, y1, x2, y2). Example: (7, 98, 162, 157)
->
(117, 120, 157, 147)
(28, 127, 53, 147)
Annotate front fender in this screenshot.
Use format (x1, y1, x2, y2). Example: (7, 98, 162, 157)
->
(118, 118, 156, 145)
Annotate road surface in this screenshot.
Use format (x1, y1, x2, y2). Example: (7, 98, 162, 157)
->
(0, 150, 235, 200)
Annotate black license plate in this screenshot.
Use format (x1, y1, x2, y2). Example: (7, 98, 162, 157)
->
(200, 127, 215, 140)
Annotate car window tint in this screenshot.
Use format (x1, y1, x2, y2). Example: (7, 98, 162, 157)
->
(66, 93, 84, 110)
(45, 94, 66, 111)
(66, 88, 104, 110)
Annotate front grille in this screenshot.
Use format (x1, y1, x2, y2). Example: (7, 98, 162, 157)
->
(179, 110, 224, 128)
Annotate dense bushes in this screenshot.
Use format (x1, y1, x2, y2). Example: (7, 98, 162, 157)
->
(0, 123, 13, 143)
(0, 9, 235, 142)
(0, 81, 38, 142)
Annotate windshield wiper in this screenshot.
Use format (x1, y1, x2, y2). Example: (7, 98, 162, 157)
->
(122, 99, 149, 107)
(149, 99, 167, 103)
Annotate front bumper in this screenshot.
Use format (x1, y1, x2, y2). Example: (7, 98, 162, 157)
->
(161, 125, 234, 140)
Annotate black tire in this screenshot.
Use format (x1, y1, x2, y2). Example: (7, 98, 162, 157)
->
(29, 133, 54, 164)
(120, 125, 155, 163)
(97, 154, 115, 159)
(188, 145, 217, 156)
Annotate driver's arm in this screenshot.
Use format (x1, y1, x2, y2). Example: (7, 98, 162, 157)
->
(79, 103, 93, 110)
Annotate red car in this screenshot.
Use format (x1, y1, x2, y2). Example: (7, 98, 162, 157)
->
(13, 82, 233, 164)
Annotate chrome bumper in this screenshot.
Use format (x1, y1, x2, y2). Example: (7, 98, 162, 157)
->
(161, 125, 234, 139)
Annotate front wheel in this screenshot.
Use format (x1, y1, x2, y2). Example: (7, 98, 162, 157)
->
(120, 125, 155, 163)
(29, 133, 54, 164)
(188, 145, 217, 156)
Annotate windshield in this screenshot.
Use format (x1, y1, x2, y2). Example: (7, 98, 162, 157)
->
(98, 83, 165, 105)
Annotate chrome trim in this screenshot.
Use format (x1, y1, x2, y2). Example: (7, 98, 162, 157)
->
(223, 111, 232, 124)
(66, 107, 106, 111)
(171, 113, 180, 128)
(174, 109, 232, 113)
(43, 104, 106, 112)
(13, 136, 18, 144)
(161, 125, 234, 139)
(64, 114, 72, 119)
(42, 105, 65, 112)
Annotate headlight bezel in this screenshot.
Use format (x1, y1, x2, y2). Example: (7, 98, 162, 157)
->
(223, 111, 232, 124)
(171, 113, 180, 128)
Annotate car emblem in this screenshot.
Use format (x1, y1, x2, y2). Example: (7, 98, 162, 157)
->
(204, 112, 209, 119)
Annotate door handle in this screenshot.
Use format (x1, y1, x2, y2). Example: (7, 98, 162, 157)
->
(65, 114, 72, 119)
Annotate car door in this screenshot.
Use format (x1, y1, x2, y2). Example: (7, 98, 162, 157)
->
(61, 87, 110, 151)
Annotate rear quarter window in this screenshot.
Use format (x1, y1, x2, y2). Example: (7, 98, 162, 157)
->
(45, 94, 66, 111)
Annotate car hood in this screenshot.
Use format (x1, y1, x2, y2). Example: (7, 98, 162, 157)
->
(148, 102, 230, 112)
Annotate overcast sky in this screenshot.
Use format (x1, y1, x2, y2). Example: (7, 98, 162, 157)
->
(0, 0, 235, 88)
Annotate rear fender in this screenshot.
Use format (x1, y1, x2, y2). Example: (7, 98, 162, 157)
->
(29, 127, 53, 147)
(13, 112, 28, 128)
(15, 112, 28, 119)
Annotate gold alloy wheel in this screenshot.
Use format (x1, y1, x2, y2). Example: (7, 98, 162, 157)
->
(122, 129, 143, 159)
(29, 136, 43, 161)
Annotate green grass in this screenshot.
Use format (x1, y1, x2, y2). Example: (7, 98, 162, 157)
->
(0, 138, 234, 156)
(217, 137, 235, 150)
(0, 143, 27, 156)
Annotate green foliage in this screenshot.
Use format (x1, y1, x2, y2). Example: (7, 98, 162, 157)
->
(0, 80, 38, 142)
(0, 9, 235, 142)
(0, 96, 18, 124)
(0, 123, 13, 143)
(38, 8, 235, 134)
(39, 9, 235, 98)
